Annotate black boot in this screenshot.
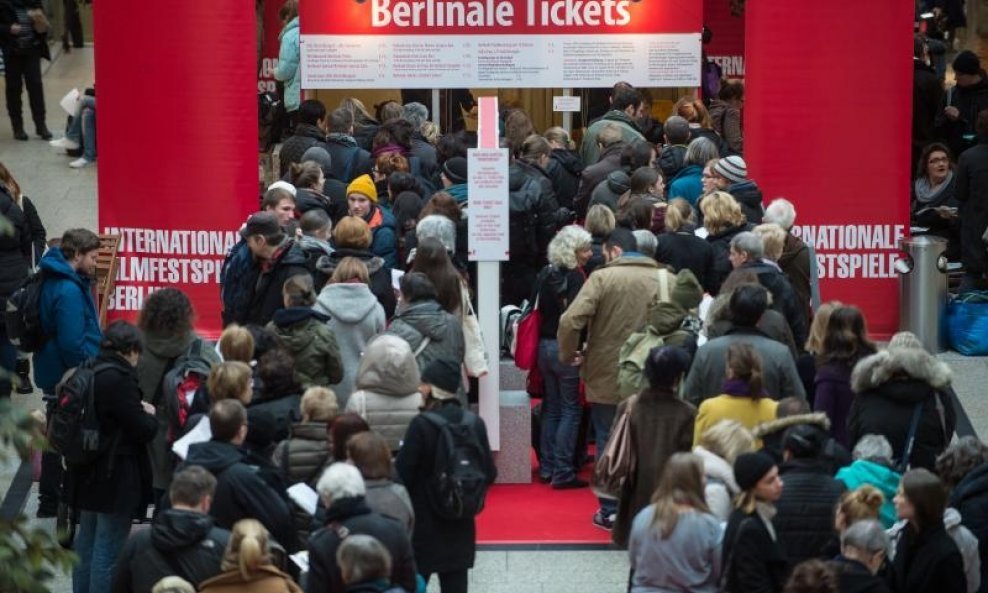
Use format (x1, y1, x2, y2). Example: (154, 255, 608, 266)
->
(12, 124, 27, 141)
(15, 358, 33, 394)
(35, 123, 52, 140)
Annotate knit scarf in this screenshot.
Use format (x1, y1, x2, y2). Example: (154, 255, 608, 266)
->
(914, 170, 953, 204)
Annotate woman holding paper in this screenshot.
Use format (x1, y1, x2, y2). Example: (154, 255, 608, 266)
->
(911, 142, 960, 260)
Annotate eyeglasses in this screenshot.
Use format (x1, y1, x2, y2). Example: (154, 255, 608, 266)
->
(702, 173, 715, 179)
(928, 156, 950, 164)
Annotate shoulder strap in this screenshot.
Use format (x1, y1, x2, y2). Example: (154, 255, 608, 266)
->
(933, 390, 949, 440)
(413, 336, 432, 358)
(897, 402, 925, 473)
(656, 269, 671, 302)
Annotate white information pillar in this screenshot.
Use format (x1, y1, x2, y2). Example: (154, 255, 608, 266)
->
(468, 96, 508, 450)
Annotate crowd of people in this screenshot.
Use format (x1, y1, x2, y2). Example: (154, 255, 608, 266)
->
(0, 23, 985, 590)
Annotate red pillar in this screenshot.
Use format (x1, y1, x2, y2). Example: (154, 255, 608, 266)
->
(744, 1, 914, 337)
(94, 1, 258, 335)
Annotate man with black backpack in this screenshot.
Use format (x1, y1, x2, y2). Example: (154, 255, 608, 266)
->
(503, 151, 560, 307)
(33, 227, 103, 518)
(396, 358, 497, 593)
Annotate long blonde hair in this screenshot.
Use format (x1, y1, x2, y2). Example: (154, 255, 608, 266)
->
(221, 519, 271, 580)
(650, 453, 711, 538)
(805, 301, 842, 354)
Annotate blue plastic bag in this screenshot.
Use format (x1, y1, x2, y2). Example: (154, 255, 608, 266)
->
(947, 291, 988, 355)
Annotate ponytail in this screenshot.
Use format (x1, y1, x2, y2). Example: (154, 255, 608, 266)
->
(238, 532, 264, 580)
(664, 199, 692, 232)
(222, 519, 271, 580)
(283, 273, 317, 307)
(726, 342, 764, 399)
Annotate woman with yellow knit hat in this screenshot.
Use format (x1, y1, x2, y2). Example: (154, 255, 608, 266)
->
(347, 174, 398, 269)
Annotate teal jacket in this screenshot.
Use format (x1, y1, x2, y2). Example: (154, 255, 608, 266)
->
(275, 17, 300, 112)
(836, 459, 902, 527)
(34, 248, 102, 392)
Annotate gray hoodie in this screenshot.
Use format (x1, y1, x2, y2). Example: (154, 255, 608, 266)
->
(387, 300, 466, 403)
(313, 282, 386, 408)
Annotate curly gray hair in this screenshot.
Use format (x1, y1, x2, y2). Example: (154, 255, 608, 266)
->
(548, 225, 592, 270)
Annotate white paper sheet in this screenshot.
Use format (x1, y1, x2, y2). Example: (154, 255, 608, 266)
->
(59, 88, 81, 117)
(290, 550, 309, 572)
(287, 483, 319, 516)
(171, 416, 211, 460)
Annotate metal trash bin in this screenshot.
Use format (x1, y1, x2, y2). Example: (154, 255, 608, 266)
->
(896, 236, 948, 352)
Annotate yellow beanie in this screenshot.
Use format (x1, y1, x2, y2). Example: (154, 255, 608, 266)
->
(347, 174, 378, 203)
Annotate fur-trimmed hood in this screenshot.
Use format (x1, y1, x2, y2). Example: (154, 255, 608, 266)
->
(752, 412, 830, 439)
(851, 348, 952, 394)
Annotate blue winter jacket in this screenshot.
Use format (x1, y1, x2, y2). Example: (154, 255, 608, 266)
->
(34, 248, 102, 392)
(368, 206, 399, 270)
(275, 17, 300, 112)
(667, 164, 704, 206)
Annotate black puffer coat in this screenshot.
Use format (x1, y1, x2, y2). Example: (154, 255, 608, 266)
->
(112, 509, 229, 593)
(849, 347, 956, 471)
(774, 458, 846, 565)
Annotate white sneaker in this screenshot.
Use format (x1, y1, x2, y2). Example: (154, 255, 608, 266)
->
(50, 137, 80, 150)
(69, 157, 92, 169)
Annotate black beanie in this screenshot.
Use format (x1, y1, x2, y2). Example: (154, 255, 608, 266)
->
(421, 358, 461, 396)
(954, 50, 981, 76)
(734, 452, 776, 491)
(442, 157, 468, 184)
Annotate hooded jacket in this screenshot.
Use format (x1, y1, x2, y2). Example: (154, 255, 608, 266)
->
(316, 248, 396, 318)
(267, 307, 343, 388)
(668, 164, 704, 206)
(274, 17, 300, 112)
(546, 148, 584, 209)
(580, 109, 645, 165)
(835, 459, 902, 527)
(112, 509, 229, 593)
(727, 180, 765, 224)
(589, 169, 631, 212)
(34, 247, 102, 392)
(312, 282, 386, 407)
(752, 412, 851, 474)
(345, 334, 424, 450)
(363, 204, 399, 269)
(325, 133, 373, 183)
(574, 140, 625, 218)
(658, 144, 687, 179)
(279, 123, 329, 177)
(952, 461, 988, 593)
(137, 331, 220, 491)
(306, 496, 418, 593)
(849, 348, 956, 471)
(693, 445, 740, 522)
(184, 440, 295, 550)
(387, 300, 466, 401)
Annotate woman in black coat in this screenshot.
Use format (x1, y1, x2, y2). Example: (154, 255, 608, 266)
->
(723, 452, 789, 593)
(655, 198, 716, 293)
(889, 469, 966, 593)
(0, 181, 30, 398)
(67, 321, 158, 593)
(395, 358, 496, 593)
(848, 337, 956, 471)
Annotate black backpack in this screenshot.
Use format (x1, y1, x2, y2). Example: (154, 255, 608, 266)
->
(421, 410, 490, 520)
(49, 360, 113, 467)
(508, 177, 540, 258)
(4, 271, 47, 352)
(160, 338, 215, 443)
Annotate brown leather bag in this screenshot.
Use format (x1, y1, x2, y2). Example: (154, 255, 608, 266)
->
(591, 395, 637, 499)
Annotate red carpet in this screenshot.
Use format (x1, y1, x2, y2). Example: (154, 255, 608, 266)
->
(475, 455, 612, 545)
